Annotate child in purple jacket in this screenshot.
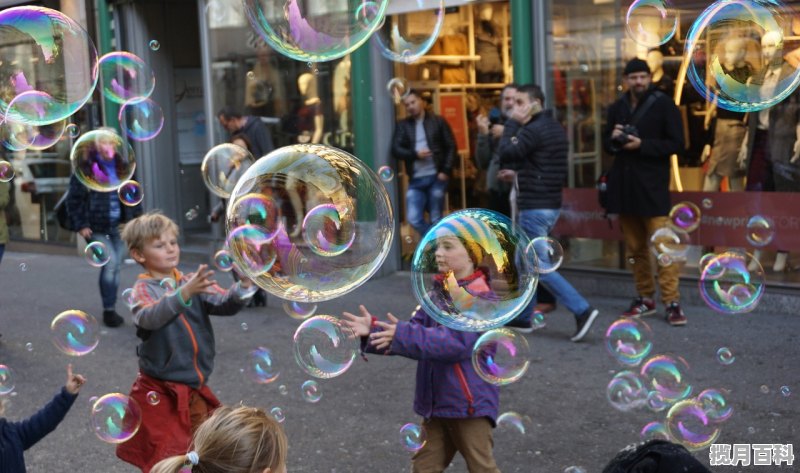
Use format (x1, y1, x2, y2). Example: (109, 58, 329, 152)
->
(344, 226, 501, 473)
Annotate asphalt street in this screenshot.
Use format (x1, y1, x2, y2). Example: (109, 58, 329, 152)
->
(0, 250, 796, 472)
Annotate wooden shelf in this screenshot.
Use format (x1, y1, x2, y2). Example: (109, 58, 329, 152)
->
(413, 55, 483, 62)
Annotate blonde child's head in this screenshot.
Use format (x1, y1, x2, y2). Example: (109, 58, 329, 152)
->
(122, 210, 180, 254)
(151, 405, 288, 473)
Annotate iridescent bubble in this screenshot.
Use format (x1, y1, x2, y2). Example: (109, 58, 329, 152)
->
(293, 315, 357, 379)
(702, 198, 713, 209)
(50, 309, 99, 356)
(471, 328, 530, 386)
(25, 342, 33, 352)
(496, 411, 530, 435)
(227, 193, 282, 240)
(699, 251, 765, 314)
(201, 143, 255, 198)
(399, 423, 426, 452)
(412, 209, 536, 332)
(698, 252, 725, 280)
(564, 468, 587, 473)
(748, 426, 756, 434)
(605, 318, 653, 367)
(66, 123, 80, 138)
(386, 78, 410, 103)
(242, 0, 389, 62)
(91, 393, 143, 444)
(526, 236, 564, 274)
(70, 129, 136, 192)
(84, 241, 110, 267)
(378, 166, 394, 182)
(650, 226, 690, 262)
(270, 406, 285, 423)
(241, 323, 249, 331)
(27, 121, 66, 151)
(657, 253, 673, 267)
(0, 6, 99, 125)
(149, 39, 160, 51)
(185, 208, 199, 221)
(302, 203, 356, 258)
(117, 180, 143, 206)
(226, 144, 393, 303)
(245, 347, 280, 384)
(0, 160, 14, 182)
(640, 421, 670, 441)
(159, 277, 177, 294)
(625, 0, 677, 48)
(278, 385, 288, 396)
(607, 370, 648, 411)
(0, 365, 13, 395)
(640, 354, 692, 404)
(717, 347, 735, 365)
(0, 120, 33, 151)
(119, 98, 164, 141)
(647, 390, 670, 412)
(685, 0, 800, 113)
(531, 312, 546, 330)
(697, 388, 733, 423)
(146, 391, 160, 406)
(283, 300, 318, 320)
(4, 91, 67, 150)
(745, 215, 775, 247)
(760, 384, 769, 394)
(301, 380, 322, 403)
(226, 225, 278, 277)
(373, 1, 444, 63)
(669, 201, 701, 232)
(18, 262, 27, 271)
(122, 288, 137, 309)
(98, 52, 155, 104)
(665, 399, 720, 451)
(213, 249, 234, 272)
(780, 385, 791, 397)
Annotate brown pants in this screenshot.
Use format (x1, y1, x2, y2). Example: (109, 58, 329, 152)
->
(619, 214, 681, 304)
(412, 417, 500, 473)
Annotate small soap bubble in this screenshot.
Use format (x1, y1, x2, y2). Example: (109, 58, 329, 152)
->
(278, 385, 288, 396)
(66, 123, 80, 138)
(496, 411, 530, 435)
(748, 426, 756, 434)
(91, 393, 143, 443)
(84, 241, 111, 267)
(146, 391, 160, 405)
(302, 203, 357, 258)
(241, 322, 249, 331)
(386, 77, 410, 102)
(531, 312, 546, 330)
(0, 365, 14, 395)
(301, 380, 322, 403)
(640, 421, 670, 441)
(526, 236, 564, 274)
(293, 316, 357, 379)
(201, 143, 255, 198)
(780, 386, 791, 397)
(399, 423, 426, 452)
(640, 354, 692, 404)
(628, 258, 635, 265)
(669, 201, 701, 232)
(607, 371, 648, 411)
(564, 467, 587, 473)
(378, 166, 394, 182)
(185, 208, 199, 221)
(213, 249, 234, 272)
(700, 251, 764, 314)
(650, 227, 690, 262)
(50, 309, 99, 356)
(119, 98, 164, 142)
(270, 407, 285, 423)
(647, 391, 669, 412)
(657, 253, 673, 267)
(471, 328, 530, 386)
(19, 263, 27, 272)
(605, 318, 653, 367)
(716, 347, 735, 365)
(98, 52, 155, 104)
(149, 39, 160, 51)
(122, 288, 137, 309)
(25, 342, 33, 352)
(760, 385, 769, 394)
(665, 399, 720, 451)
(118, 180, 143, 206)
(697, 388, 733, 424)
(159, 278, 177, 294)
(0, 160, 14, 182)
(702, 198, 713, 209)
(745, 215, 775, 247)
(245, 347, 280, 384)
(625, 0, 677, 48)
(283, 301, 318, 320)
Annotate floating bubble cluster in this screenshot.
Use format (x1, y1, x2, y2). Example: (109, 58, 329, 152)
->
(50, 310, 99, 356)
(411, 209, 536, 332)
(90, 393, 143, 444)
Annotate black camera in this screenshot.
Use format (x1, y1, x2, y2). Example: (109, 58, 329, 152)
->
(610, 124, 639, 152)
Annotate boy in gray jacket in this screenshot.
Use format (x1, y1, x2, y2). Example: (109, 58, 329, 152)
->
(116, 210, 256, 472)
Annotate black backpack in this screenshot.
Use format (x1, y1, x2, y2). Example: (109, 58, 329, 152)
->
(602, 440, 712, 473)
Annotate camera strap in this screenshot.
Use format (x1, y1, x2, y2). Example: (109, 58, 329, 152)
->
(628, 90, 661, 127)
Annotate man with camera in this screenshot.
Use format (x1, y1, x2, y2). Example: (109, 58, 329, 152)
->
(604, 58, 686, 326)
(497, 84, 599, 341)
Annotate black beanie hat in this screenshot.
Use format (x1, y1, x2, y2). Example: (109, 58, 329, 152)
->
(624, 58, 651, 76)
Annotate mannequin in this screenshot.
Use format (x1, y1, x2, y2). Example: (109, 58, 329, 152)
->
(740, 30, 797, 272)
(295, 72, 324, 144)
(647, 49, 674, 97)
(702, 37, 752, 192)
(475, 5, 502, 84)
(332, 55, 351, 133)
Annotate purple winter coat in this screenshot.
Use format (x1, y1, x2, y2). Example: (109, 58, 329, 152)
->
(364, 305, 500, 426)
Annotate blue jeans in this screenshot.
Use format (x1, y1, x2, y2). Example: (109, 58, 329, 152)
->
(513, 209, 590, 323)
(90, 230, 125, 311)
(0, 243, 4, 265)
(406, 174, 447, 237)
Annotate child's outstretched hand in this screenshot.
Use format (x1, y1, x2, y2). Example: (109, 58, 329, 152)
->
(342, 304, 373, 338)
(371, 313, 399, 351)
(65, 364, 86, 395)
(181, 264, 217, 301)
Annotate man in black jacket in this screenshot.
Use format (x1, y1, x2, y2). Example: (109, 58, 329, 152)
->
(217, 107, 274, 159)
(498, 84, 599, 341)
(604, 58, 686, 326)
(391, 90, 456, 238)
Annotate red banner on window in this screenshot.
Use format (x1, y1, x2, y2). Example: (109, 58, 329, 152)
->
(438, 93, 469, 153)
(554, 189, 800, 251)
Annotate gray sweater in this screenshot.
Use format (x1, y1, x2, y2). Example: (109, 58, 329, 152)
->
(131, 273, 254, 388)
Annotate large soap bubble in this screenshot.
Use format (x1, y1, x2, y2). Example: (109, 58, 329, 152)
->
(293, 315, 357, 379)
(202, 144, 256, 198)
(98, 52, 155, 104)
(699, 250, 765, 313)
(411, 209, 536, 332)
(242, 0, 389, 62)
(0, 6, 99, 125)
(685, 0, 800, 112)
(70, 129, 136, 192)
(119, 98, 164, 141)
(226, 144, 393, 302)
(625, 0, 677, 48)
(91, 393, 142, 444)
(372, 0, 444, 63)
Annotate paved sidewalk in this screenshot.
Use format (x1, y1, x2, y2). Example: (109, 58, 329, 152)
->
(0, 250, 796, 472)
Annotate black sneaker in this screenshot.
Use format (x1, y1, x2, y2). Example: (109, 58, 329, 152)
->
(571, 307, 599, 342)
(505, 318, 534, 334)
(103, 310, 124, 328)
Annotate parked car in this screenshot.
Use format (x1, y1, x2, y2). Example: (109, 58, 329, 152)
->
(11, 154, 72, 240)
